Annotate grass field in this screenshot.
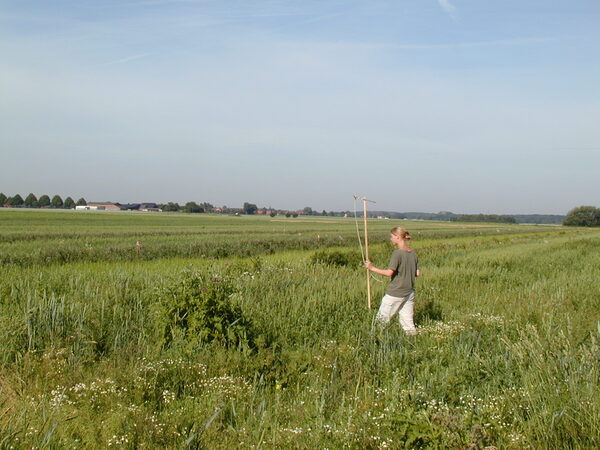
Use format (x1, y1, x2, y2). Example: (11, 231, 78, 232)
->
(1, 209, 599, 448)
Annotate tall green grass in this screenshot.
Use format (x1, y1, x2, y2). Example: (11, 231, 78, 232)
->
(0, 210, 598, 448)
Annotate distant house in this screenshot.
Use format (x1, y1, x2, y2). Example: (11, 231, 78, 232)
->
(140, 203, 161, 212)
(86, 202, 123, 211)
(80, 202, 163, 212)
(120, 203, 141, 211)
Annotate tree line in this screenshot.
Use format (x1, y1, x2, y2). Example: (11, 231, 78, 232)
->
(374, 211, 567, 224)
(4, 192, 595, 226)
(373, 211, 518, 223)
(0, 193, 86, 209)
(455, 214, 517, 224)
(160, 202, 215, 213)
(246, 204, 345, 217)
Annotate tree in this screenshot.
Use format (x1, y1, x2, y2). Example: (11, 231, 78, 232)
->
(201, 202, 214, 213)
(184, 201, 204, 213)
(51, 195, 63, 208)
(64, 197, 75, 209)
(76, 198, 87, 206)
(162, 202, 181, 212)
(38, 195, 51, 207)
(7, 194, 24, 206)
(563, 206, 600, 227)
(303, 206, 313, 216)
(269, 211, 277, 217)
(24, 193, 38, 207)
(243, 202, 258, 215)
(0, 193, 6, 205)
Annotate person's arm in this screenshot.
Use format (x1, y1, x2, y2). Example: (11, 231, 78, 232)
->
(416, 269, 421, 277)
(364, 260, 395, 278)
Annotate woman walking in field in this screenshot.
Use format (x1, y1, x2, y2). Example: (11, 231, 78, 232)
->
(365, 227, 420, 335)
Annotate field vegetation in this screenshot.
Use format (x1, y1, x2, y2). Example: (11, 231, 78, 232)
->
(1, 209, 599, 448)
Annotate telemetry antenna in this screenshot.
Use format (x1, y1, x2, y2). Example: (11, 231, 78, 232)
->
(353, 195, 376, 308)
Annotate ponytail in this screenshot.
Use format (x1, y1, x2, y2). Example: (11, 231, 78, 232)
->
(390, 227, 412, 241)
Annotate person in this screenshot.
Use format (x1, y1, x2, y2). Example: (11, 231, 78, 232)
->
(364, 227, 420, 335)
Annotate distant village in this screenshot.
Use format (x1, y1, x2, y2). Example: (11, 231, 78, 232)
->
(76, 202, 162, 212)
(0, 192, 568, 223)
(76, 202, 312, 217)
(0, 193, 343, 217)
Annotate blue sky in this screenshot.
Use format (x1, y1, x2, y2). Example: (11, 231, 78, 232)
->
(1, 0, 599, 214)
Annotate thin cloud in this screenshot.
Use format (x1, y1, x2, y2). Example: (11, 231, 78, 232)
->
(99, 52, 154, 67)
(274, 35, 559, 53)
(437, 0, 458, 20)
(395, 35, 558, 49)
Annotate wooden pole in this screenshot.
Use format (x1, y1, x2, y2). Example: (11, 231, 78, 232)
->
(354, 195, 376, 309)
(363, 198, 371, 309)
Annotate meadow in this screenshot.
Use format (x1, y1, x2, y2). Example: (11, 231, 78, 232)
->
(0, 209, 598, 448)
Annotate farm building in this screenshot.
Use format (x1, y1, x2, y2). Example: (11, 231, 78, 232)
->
(78, 202, 162, 212)
(139, 203, 161, 212)
(75, 205, 101, 211)
(86, 202, 123, 211)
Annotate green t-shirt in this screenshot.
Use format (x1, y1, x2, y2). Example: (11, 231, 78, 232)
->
(386, 249, 419, 297)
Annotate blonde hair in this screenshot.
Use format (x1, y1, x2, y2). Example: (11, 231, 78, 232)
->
(390, 227, 412, 241)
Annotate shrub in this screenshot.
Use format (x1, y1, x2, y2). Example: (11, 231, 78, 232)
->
(156, 270, 257, 352)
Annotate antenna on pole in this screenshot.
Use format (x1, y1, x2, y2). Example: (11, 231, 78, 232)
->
(354, 195, 376, 308)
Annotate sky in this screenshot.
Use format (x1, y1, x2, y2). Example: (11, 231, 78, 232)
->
(1, 0, 599, 214)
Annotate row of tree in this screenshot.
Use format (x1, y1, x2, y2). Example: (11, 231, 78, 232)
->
(563, 206, 600, 227)
(456, 214, 517, 224)
(160, 202, 215, 213)
(245, 204, 342, 217)
(372, 210, 568, 224)
(299, 207, 347, 216)
(5, 192, 595, 227)
(0, 193, 87, 209)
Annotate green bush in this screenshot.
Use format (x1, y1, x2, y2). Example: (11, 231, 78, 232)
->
(156, 270, 257, 352)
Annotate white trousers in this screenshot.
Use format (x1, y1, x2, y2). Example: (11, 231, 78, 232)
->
(375, 292, 417, 335)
